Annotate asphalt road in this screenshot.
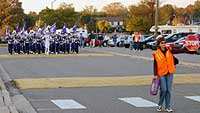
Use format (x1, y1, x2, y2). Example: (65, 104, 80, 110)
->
(87, 47, 200, 64)
(21, 84, 200, 113)
(0, 48, 200, 79)
(0, 47, 200, 113)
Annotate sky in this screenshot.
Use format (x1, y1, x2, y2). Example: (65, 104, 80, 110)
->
(19, 0, 196, 14)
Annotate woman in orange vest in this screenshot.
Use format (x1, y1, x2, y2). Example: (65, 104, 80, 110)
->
(134, 32, 141, 51)
(152, 36, 179, 112)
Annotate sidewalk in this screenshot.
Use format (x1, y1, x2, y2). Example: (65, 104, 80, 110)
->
(0, 77, 18, 113)
(0, 63, 37, 113)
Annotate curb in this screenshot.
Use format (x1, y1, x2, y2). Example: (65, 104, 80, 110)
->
(0, 53, 113, 58)
(90, 49, 200, 68)
(13, 74, 200, 89)
(0, 64, 37, 113)
(0, 78, 18, 113)
(12, 95, 37, 113)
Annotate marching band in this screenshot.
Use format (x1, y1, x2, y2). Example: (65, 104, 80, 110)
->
(5, 25, 81, 55)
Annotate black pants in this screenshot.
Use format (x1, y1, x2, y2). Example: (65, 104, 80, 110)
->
(8, 44, 13, 54)
(66, 43, 70, 54)
(14, 43, 20, 54)
(25, 43, 30, 54)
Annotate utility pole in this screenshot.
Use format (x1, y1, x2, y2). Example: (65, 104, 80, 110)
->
(155, 0, 159, 35)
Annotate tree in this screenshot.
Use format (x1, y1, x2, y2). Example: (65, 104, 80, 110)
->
(125, 1, 154, 33)
(185, 4, 195, 17)
(24, 12, 38, 30)
(159, 4, 175, 25)
(97, 20, 111, 33)
(39, 8, 55, 26)
(81, 6, 97, 15)
(183, 4, 194, 24)
(126, 16, 150, 32)
(0, 0, 25, 34)
(194, 0, 200, 18)
(102, 2, 128, 17)
(79, 6, 100, 32)
(173, 5, 193, 25)
(57, 3, 78, 28)
(39, 3, 77, 29)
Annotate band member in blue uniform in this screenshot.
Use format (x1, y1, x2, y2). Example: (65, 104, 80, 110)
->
(6, 35, 14, 55)
(14, 33, 21, 54)
(24, 33, 31, 54)
(65, 33, 71, 54)
(55, 33, 60, 54)
(74, 36, 79, 54)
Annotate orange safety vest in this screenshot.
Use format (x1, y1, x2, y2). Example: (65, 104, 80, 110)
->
(134, 34, 140, 42)
(152, 48, 175, 76)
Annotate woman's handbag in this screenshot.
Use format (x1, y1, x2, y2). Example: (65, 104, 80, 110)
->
(150, 77, 160, 96)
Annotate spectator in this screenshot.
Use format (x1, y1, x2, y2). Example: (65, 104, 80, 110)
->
(133, 32, 141, 51)
(79, 33, 84, 48)
(104, 34, 110, 47)
(112, 34, 117, 47)
(98, 32, 103, 47)
(89, 31, 96, 48)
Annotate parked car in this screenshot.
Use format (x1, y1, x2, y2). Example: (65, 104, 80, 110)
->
(145, 34, 168, 49)
(195, 33, 200, 54)
(149, 32, 195, 50)
(142, 34, 151, 39)
(165, 36, 187, 53)
(102, 35, 110, 47)
(83, 33, 99, 47)
(118, 35, 126, 47)
(108, 36, 120, 47)
(108, 39, 114, 47)
(143, 35, 157, 49)
(166, 33, 200, 54)
(124, 35, 132, 48)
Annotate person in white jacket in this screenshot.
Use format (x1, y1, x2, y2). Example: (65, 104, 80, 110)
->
(43, 29, 51, 55)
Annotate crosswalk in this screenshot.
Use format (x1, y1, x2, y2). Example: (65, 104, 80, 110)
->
(118, 97, 158, 107)
(37, 96, 200, 110)
(184, 96, 200, 102)
(51, 99, 86, 109)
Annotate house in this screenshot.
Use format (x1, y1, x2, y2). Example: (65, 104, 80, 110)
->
(99, 16, 125, 32)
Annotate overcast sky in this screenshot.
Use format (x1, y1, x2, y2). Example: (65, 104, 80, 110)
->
(19, 0, 196, 14)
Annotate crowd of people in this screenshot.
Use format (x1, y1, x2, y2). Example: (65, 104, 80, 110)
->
(5, 25, 83, 55)
(4, 22, 150, 55)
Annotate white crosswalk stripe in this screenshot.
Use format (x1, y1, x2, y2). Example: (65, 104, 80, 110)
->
(118, 97, 158, 107)
(51, 99, 86, 109)
(31, 95, 200, 111)
(185, 96, 200, 102)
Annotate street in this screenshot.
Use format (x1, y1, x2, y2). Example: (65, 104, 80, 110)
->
(1, 0, 200, 113)
(22, 85, 200, 113)
(0, 47, 200, 113)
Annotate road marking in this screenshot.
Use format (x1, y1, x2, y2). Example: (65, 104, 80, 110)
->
(0, 44, 7, 47)
(51, 99, 86, 109)
(37, 108, 60, 111)
(0, 53, 113, 58)
(119, 97, 158, 107)
(114, 52, 200, 67)
(89, 49, 200, 68)
(185, 96, 200, 102)
(14, 74, 200, 89)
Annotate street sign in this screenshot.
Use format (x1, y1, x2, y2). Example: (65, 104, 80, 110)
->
(185, 35, 199, 51)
